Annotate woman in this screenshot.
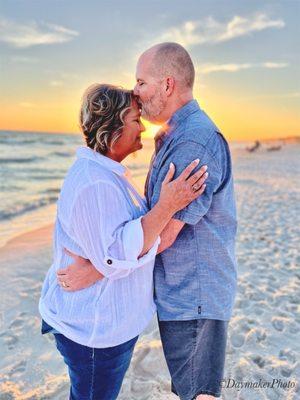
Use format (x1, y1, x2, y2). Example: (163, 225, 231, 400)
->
(39, 84, 208, 400)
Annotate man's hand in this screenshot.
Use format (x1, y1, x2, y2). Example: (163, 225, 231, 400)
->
(57, 249, 104, 292)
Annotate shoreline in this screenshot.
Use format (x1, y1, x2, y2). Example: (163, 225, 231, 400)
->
(1, 223, 54, 254)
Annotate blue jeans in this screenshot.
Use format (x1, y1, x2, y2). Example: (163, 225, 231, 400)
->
(53, 331, 138, 400)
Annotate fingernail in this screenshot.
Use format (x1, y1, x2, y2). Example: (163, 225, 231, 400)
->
(193, 159, 200, 164)
(205, 172, 209, 178)
(203, 165, 208, 171)
(169, 162, 174, 168)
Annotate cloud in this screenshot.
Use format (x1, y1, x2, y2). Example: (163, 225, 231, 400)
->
(156, 14, 285, 48)
(262, 62, 289, 69)
(199, 62, 289, 74)
(201, 63, 252, 73)
(0, 16, 79, 48)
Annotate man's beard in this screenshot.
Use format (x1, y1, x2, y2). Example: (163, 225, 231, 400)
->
(141, 90, 166, 122)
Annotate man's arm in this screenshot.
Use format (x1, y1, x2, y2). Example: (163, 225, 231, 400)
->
(157, 218, 185, 254)
(57, 217, 185, 290)
(57, 249, 103, 291)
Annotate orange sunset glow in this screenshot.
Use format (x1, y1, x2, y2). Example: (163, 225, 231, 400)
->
(1, 2, 299, 141)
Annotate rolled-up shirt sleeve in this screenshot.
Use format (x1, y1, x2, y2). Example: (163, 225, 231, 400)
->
(150, 141, 222, 225)
(70, 180, 160, 279)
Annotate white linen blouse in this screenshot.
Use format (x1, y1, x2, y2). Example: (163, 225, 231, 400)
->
(39, 146, 160, 348)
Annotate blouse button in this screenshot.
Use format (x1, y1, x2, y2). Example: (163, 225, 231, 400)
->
(107, 259, 113, 265)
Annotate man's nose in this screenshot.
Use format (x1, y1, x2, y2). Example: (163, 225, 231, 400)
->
(133, 84, 139, 95)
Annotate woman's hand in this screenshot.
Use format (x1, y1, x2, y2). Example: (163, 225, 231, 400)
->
(159, 159, 208, 214)
(57, 249, 103, 292)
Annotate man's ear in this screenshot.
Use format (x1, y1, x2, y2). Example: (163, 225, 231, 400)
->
(165, 77, 175, 96)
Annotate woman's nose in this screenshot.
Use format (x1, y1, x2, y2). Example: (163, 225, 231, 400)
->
(140, 122, 146, 132)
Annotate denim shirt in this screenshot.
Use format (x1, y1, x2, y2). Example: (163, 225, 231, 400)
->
(146, 100, 238, 321)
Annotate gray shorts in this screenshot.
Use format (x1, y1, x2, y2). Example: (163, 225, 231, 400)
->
(158, 319, 228, 400)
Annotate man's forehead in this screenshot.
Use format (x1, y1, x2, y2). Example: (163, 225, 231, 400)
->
(136, 59, 147, 77)
(136, 52, 155, 77)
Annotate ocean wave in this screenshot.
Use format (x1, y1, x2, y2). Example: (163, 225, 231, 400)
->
(50, 151, 73, 157)
(45, 140, 65, 145)
(0, 196, 58, 221)
(42, 188, 61, 194)
(0, 138, 38, 145)
(0, 156, 43, 164)
(32, 174, 64, 181)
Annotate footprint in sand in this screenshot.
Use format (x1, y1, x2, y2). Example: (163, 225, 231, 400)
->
(230, 333, 245, 348)
(245, 327, 267, 344)
(288, 324, 299, 334)
(279, 349, 297, 364)
(9, 318, 24, 329)
(9, 360, 27, 377)
(4, 333, 19, 349)
(252, 355, 266, 369)
(8, 312, 28, 330)
(280, 367, 293, 378)
(252, 306, 265, 316)
(284, 303, 298, 313)
(271, 317, 284, 332)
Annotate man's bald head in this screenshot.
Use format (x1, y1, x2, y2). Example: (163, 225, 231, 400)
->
(141, 42, 195, 90)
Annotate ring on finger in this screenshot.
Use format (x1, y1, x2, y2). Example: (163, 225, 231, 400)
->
(192, 184, 199, 192)
(62, 281, 67, 288)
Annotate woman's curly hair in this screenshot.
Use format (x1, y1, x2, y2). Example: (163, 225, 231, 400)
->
(80, 84, 134, 154)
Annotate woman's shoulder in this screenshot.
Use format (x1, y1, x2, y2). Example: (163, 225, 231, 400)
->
(65, 157, 118, 187)
(58, 160, 125, 221)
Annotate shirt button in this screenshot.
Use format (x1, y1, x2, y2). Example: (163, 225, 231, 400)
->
(107, 259, 113, 265)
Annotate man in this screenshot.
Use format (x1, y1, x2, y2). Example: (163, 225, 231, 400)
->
(58, 43, 237, 399)
(133, 43, 237, 400)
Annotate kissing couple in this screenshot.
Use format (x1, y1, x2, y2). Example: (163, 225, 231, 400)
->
(39, 42, 237, 400)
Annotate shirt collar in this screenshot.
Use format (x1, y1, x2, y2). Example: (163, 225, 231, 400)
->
(76, 146, 127, 176)
(168, 99, 200, 130)
(155, 100, 200, 150)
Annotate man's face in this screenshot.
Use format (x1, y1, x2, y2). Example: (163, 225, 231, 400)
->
(134, 55, 167, 124)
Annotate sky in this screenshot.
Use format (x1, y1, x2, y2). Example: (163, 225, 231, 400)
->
(0, 0, 299, 140)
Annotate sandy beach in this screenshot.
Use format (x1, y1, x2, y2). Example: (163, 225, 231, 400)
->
(0, 142, 299, 400)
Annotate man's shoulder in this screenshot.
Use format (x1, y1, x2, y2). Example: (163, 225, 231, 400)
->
(168, 115, 231, 170)
(173, 109, 221, 148)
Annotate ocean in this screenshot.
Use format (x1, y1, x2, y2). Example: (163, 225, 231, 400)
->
(0, 130, 153, 246)
(1, 130, 299, 248)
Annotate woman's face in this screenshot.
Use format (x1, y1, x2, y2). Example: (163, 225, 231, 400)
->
(109, 100, 145, 162)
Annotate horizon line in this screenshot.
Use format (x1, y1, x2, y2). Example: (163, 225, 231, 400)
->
(0, 128, 299, 143)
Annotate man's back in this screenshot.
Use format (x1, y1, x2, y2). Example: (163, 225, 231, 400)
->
(146, 100, 237, 321)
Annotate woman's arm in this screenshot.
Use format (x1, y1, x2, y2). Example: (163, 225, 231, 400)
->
(57, 160, 208, 290)
(139, 160, 207, 256)
(156, 218, 185, 254)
